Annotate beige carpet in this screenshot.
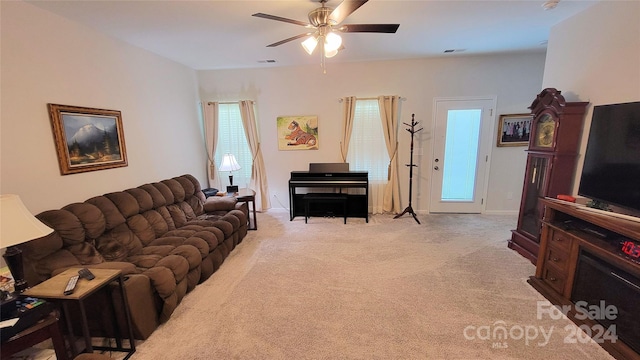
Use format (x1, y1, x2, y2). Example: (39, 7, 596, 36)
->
(126, 210, 613, 360)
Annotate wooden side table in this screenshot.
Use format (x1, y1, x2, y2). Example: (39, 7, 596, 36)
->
(1, 310, 69, 360)
(234, 188, 257, 230)
(23, 268, 136, 359)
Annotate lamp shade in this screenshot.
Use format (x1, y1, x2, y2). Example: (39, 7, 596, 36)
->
(302, 36, 318, 55)
(0, 194, 53, 249)
(325, 48, 339, 58)
(324, 32, 342, 52)
(219, 153, 241, 172)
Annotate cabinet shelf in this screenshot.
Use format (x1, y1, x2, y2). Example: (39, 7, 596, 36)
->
(530, 198, 640, 360)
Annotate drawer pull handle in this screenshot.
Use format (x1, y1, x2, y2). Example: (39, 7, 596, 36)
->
(548, 277, 557, 282)
(554, 238, 563, 242)
(552, 257, 559, 262)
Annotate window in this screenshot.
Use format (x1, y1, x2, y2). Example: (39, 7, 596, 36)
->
(441, 109, 481, 201)
(215, 103, 252, 188)
(347, 99, 390, 183)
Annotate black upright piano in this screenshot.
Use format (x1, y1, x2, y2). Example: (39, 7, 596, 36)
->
(289, 163, 368, 222)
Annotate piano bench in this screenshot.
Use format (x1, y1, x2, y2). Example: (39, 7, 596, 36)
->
(303, 193, 348, 224)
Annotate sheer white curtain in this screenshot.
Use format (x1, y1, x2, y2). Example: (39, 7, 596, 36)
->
(239, 100, 270, 211)
(202, 102, 220, 189)
(215, 104, 252, 189)
(344, 98, 390, 214)
(378, 96, 401, 213)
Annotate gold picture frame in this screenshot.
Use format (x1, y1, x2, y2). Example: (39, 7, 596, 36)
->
(48, 104, 128, 175)
(497, 113, 533, 147)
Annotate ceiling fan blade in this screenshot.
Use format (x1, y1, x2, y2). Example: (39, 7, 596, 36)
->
(329, 0, 368, 25)
(266, 33, 313, 47)
(338, 24, 400, 33)
(252, 13, 310, 27)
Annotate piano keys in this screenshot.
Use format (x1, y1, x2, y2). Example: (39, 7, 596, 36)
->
(289, 163, 368, 222)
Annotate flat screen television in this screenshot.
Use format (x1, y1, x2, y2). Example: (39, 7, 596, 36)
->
(578, 101, 640, 215)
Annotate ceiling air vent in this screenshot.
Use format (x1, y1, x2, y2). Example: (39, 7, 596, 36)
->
(258, 59, 277, 63)
(444, 49, 466, 54)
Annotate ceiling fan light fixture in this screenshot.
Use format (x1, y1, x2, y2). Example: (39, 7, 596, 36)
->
(324, 32, 342, 52)
(325, 48, 339, 58)
(302, 35, 318, 55)
(254, 0, 399, 73)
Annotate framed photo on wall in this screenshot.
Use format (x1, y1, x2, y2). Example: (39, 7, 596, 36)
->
(497, 113, 533, 147)
(48, 104, 128, 175)
(277, 115, 318, 150)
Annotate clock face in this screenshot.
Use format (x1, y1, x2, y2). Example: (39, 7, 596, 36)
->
(535, 114, 556, 148)
(620, 239, 640, 263)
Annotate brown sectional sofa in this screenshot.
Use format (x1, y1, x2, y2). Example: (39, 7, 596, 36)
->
(18, 174, 248, 339)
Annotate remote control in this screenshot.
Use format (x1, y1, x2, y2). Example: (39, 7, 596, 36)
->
(64, 275, 79, 295)
(78, 268, 95, 280)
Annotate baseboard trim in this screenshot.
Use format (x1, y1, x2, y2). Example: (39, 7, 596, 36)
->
(483, 210, 519, 216)
(268, 208, 519, 216)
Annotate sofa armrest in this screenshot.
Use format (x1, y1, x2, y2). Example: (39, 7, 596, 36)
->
(203, 196, 237, 212)
(115, 274, 159, 339)
(82, 273, 159, 340)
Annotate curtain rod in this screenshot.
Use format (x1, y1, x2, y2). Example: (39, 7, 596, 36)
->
(206, 100, 255, 105)
(338, 97, 406, 103)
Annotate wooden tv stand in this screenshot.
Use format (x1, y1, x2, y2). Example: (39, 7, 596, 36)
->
(529, 198, 640, 360)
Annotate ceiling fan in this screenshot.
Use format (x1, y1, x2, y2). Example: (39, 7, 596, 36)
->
(252, 0, 399, 70)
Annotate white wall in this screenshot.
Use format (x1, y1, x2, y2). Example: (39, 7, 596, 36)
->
(1, 1, 550, 218)
(542, 0, 640, 194)
(0, 1, 205, 214)
(198, 52, 546, 214)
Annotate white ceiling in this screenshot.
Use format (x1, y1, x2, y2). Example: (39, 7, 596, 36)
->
(26, 0, 598, 71)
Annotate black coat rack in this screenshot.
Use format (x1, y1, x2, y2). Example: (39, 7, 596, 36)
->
(394, 114, 422, 224)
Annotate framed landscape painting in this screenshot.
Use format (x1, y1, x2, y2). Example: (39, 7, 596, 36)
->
(48, 104, 128, 175)
(277, 115, 319, 150)
(497, 113, 533, 147)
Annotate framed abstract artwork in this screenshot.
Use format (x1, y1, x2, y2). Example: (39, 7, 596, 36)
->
(48, 104, 128, 175)
(277, 115, 319, 150)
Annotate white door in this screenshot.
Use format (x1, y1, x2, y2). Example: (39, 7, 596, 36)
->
(429, 97, 495, 213)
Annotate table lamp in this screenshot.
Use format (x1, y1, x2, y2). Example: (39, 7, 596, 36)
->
(1, 194, 53, 292)
(219, 153, 241, 193)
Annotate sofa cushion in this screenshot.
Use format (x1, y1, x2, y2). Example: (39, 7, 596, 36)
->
(152, 182, 174, 204)
(141, 210, 170, 237)
(105, 192, 140, 218)
(126, 188, 154, 212)
(37, 210, 85, 244)
(62, 203, 106, 239)
(86, 196, 127, 230)
(139, 183, 167, 208)
(20, 230, 63, 260)
(163, 179, 185, 202)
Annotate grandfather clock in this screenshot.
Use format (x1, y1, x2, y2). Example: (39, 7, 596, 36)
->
(509, 88, 588, 263)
